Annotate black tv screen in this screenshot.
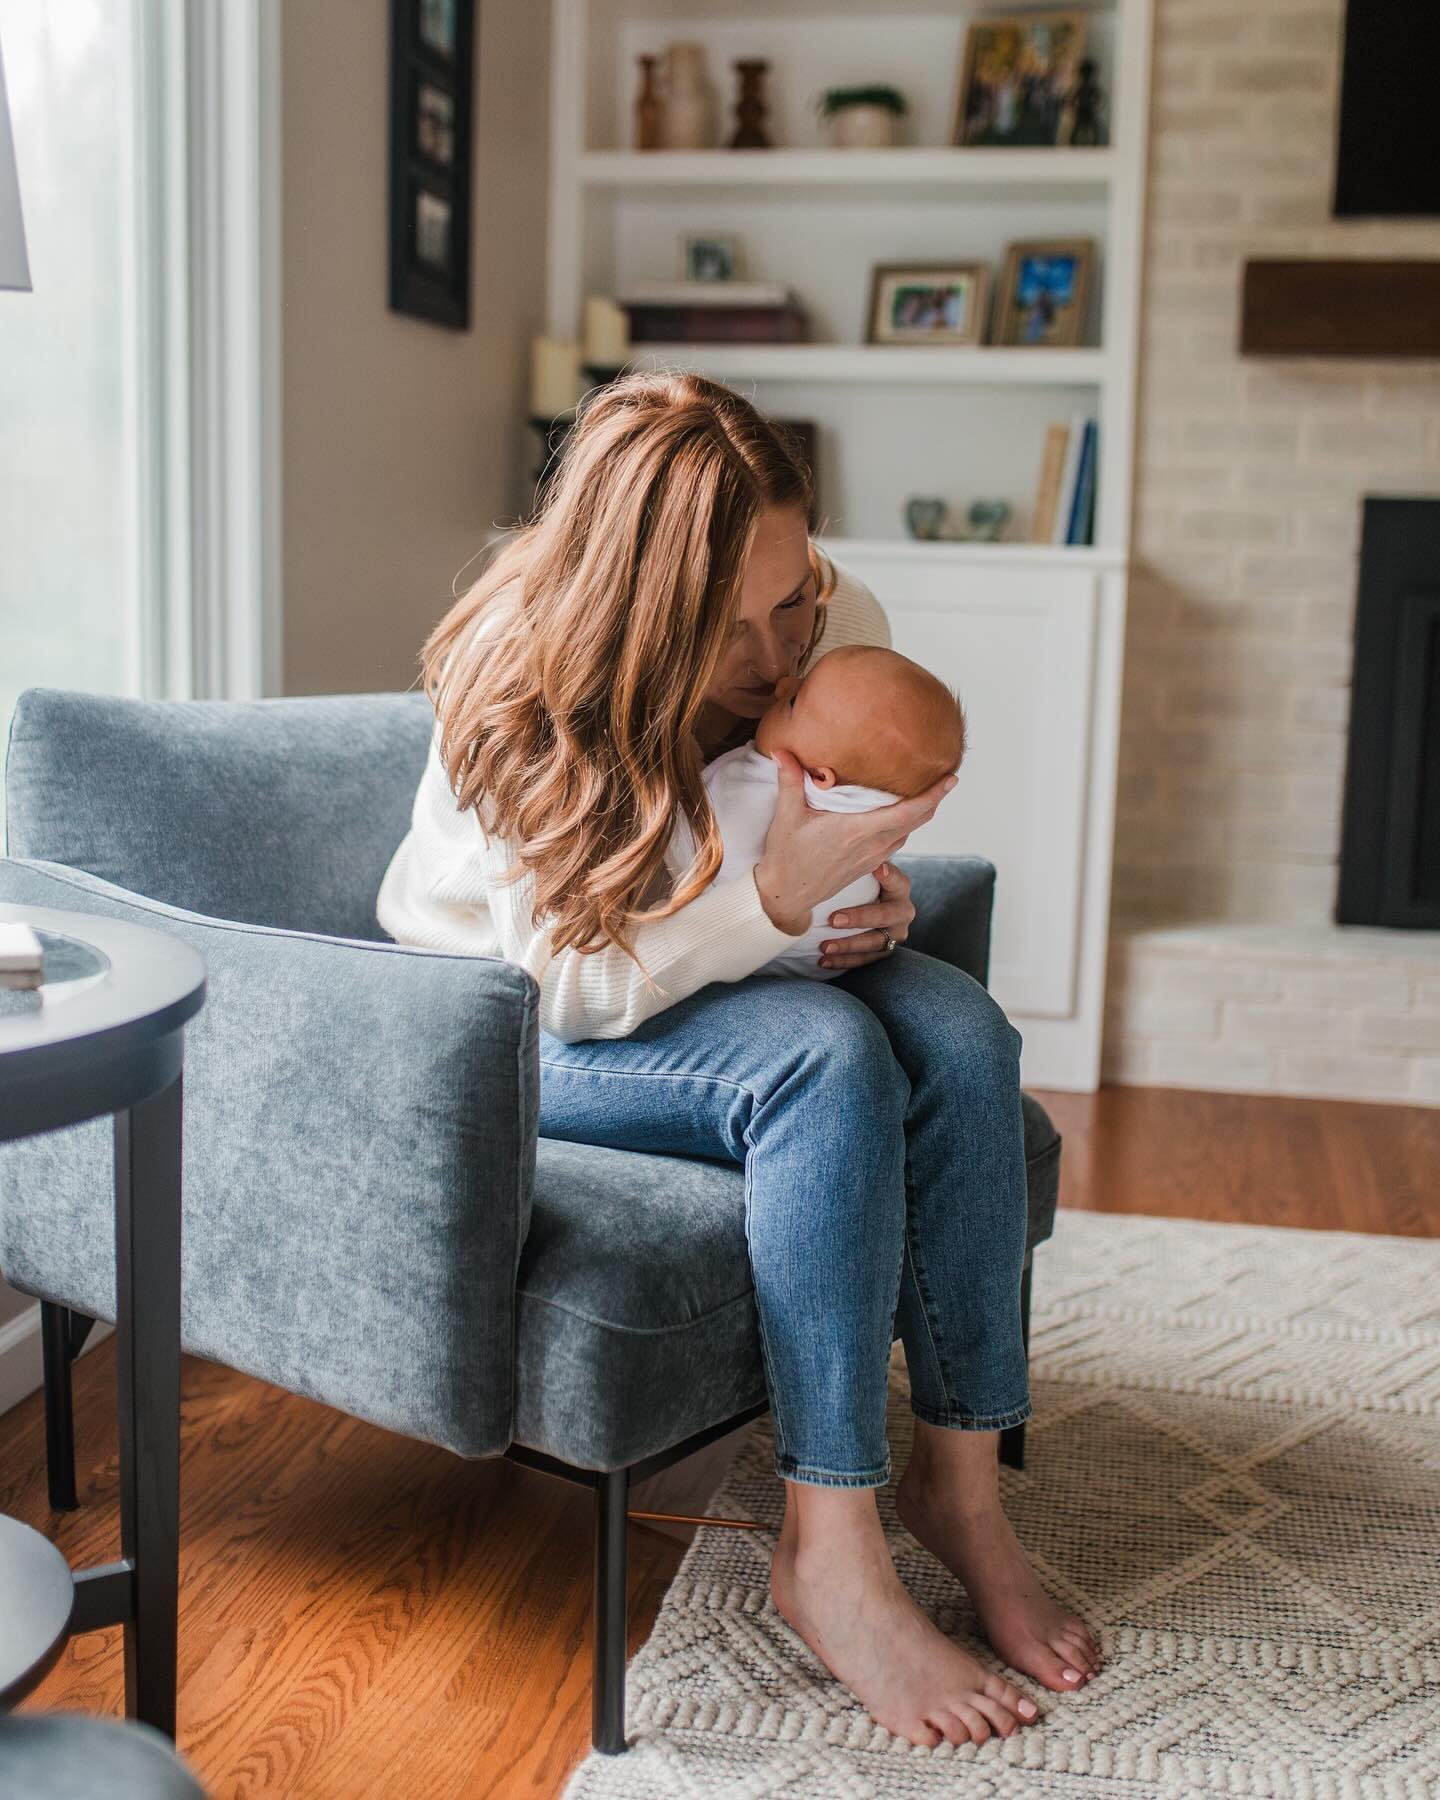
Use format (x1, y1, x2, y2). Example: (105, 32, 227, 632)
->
(1333, 1, 1440, 217)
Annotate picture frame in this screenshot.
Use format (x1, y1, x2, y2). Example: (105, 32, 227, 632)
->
(389, 0, 476, 330)
(679, 233, 743, 283)
(993, 239, 1094, 347)
(952, 12, 1088, 148)
(866, 263, 991, 347)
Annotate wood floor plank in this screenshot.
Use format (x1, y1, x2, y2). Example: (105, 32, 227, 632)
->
(4, 1084, 1436, 1795)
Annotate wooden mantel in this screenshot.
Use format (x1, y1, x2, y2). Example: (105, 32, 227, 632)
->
(1240, 259, 1440, 358)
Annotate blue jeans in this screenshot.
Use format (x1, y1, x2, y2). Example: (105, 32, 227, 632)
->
(538, 948, 1032, 1488)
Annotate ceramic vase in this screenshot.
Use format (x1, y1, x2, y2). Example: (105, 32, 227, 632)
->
(829, 104, 897, 148)
(661, 43, 714, 150)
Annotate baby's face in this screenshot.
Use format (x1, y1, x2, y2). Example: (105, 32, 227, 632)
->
(753, 648, 961, 796)
(754, 659, 880, 790)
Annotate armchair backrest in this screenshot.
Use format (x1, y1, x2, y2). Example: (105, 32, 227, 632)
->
(5, 688, 434, 939)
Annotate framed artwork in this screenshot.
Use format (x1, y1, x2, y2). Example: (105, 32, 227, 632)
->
(866, 263, 991, 346)
(994, 239, 1093, 346)
(389, 0, 476, 329)
(953, 12, 1088, 148)
(679, 234, 743, 282)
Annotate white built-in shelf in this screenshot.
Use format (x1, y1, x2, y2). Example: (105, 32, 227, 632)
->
(626, 344, 1109, 386)
(580, 146, 1116, 200)
(820, 536, 1125, 569)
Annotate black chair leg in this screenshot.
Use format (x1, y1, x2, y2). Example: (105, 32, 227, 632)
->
(40, 1301, 95, 1512)
(999, 1260, 1035, 1473)
(592, 1466, 630, 1754)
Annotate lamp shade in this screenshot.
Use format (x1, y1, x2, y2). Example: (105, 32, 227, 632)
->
(0, 33, 31, 292)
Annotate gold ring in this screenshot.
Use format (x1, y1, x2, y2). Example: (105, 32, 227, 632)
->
(882, 932, 897, 955)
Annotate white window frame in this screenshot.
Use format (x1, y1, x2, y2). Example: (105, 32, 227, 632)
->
(132, 0, 282, 702)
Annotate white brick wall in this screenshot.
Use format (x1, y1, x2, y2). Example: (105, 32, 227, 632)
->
(1106, 0, 1440, 1107)
(1103, 924, 1440, 1107)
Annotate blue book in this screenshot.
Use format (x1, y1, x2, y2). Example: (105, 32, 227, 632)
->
(1065, 421, 1098, 546)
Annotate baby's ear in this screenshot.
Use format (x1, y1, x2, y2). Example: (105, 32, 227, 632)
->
(808, 765, 839, 789)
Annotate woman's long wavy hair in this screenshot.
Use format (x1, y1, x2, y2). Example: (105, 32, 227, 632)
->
(422, 370, 836, 959)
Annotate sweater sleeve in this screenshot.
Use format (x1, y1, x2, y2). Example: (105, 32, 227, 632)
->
(489, 858, 808, 1043)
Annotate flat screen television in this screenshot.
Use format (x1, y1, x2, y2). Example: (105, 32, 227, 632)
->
(1333, 2, 1440, 217)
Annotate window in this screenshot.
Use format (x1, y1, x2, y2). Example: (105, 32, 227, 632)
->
(0, 0, 148, 838)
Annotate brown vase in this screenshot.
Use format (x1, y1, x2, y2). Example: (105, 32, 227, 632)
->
(634, 55, 663, 151)
(728, 59, 772, 150)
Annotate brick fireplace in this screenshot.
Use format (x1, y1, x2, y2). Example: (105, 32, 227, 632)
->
(1101, 0, 1440, 1107)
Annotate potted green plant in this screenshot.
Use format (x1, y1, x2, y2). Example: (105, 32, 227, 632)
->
(816, 84, 908, 149)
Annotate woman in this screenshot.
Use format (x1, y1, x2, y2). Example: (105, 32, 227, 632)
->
(378, 372, 1099, 1749)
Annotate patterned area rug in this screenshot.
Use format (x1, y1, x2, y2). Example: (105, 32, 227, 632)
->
(564, 1212, 1440, 1798)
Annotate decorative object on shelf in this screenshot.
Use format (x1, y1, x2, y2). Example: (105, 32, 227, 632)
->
(1066, 58, 1106, 147)
(680, 233, 743, 282)
(728, 59, 773, 150)
(1032, 415, 1098, 544)
(634, 54, 664, 150)
(904, 497, 949, 541)
(388, 0, 476, 329)
(529, 335, 583, 418)
(816, 85, 908, 149)
(953, 12, 1087, 148)
(661, 43, 716, 150)
(619, 281, 806, 344)
(965, 498, 1012, 542)
(867, 263, 990, 347)
(582, 296, 629, 371)
(994, 238, 1093, 347)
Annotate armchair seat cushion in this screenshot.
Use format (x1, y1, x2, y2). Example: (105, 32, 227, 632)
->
(512, 1094, 1061, 1471)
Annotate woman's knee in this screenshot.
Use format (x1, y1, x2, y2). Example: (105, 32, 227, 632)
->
(783, 985, 909, 1115)
(903, 956, 1024, 1081)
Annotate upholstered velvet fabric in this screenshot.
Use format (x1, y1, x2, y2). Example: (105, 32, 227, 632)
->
(0, 856, 536, 1459)
(0, 687, 1060, 1474)
(5, 687, 433, 940)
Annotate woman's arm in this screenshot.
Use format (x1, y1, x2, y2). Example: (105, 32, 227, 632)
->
(487, 856, 805, 1042)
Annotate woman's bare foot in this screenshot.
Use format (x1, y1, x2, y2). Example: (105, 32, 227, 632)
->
(769, 1483, 1041, 1749)
(895, 1423, 1101, 1695)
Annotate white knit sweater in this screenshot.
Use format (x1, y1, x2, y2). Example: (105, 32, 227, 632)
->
(375, 559, 891, 1042)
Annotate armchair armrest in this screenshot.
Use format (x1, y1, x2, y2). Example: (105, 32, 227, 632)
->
(893, 854, 996, 988)
(0, 857, 538, 1458)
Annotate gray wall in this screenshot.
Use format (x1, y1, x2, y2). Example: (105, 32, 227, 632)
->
(280, 0, 551, 696)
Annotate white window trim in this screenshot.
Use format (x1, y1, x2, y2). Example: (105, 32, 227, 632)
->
(133, 0, 282, 703)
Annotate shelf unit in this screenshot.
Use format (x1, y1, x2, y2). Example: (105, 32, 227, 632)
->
(545, 0, 1155, 1089)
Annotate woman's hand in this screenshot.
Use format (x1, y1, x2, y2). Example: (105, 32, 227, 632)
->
(752, 748, 955, 937)
(816, 859, 915, 971)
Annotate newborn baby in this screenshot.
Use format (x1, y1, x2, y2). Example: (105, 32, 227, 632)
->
(675, 645, 966, 980)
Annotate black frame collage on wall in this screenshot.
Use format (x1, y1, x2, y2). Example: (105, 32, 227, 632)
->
(388, 0, 476, 329)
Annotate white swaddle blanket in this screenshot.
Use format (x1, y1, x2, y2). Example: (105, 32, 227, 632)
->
(668, 742, 901, 981)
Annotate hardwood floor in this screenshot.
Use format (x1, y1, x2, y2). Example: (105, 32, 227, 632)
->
(3, 1086, 1436, 1797)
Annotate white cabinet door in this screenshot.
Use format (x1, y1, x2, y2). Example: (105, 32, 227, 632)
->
(828, 550, 1099, 1021)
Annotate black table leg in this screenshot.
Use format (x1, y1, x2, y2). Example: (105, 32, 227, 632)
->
(114, 1071, 183, 1738)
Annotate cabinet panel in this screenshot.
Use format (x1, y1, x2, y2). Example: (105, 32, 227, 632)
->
(829, 550, 1099, 1018)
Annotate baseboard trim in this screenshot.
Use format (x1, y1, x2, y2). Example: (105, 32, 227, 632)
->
(0, 1302, 112, 1421)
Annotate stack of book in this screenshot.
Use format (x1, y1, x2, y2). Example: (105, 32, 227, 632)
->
(0, 921, 44, 991)
(1031, 417, 1098, 546)
(618, 282, 809, 345)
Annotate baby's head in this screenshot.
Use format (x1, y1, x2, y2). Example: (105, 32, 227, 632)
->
(754, 646, 966, 798)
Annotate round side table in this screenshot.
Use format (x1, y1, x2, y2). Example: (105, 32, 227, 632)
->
(0, 903, 205, 1736)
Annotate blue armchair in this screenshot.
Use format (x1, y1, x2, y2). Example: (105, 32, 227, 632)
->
(0, 688, 1060, 1755)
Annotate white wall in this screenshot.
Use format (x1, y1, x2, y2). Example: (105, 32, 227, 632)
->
(281, 0, 550, 695)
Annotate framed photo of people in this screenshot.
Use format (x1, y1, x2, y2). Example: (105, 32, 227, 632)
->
(388, 0, 476, 329)
(994, 239, 1094, 347)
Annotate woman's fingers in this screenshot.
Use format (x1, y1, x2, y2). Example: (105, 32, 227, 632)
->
(877, 772, 958, 833)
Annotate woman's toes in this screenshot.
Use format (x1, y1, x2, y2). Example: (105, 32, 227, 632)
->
(1055, 1632, 1096, 1676)
(987, 1673, 1040, 1723)
(972, 1693, 1021, 1738)
(1029, 1644, 1087, 1692)
(956, 1704, 992, 1745)
(925, 1711, 967, 1748)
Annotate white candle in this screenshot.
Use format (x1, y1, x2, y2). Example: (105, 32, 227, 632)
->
(583, 295, 629, 367)
(530, 336, 582, 416)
